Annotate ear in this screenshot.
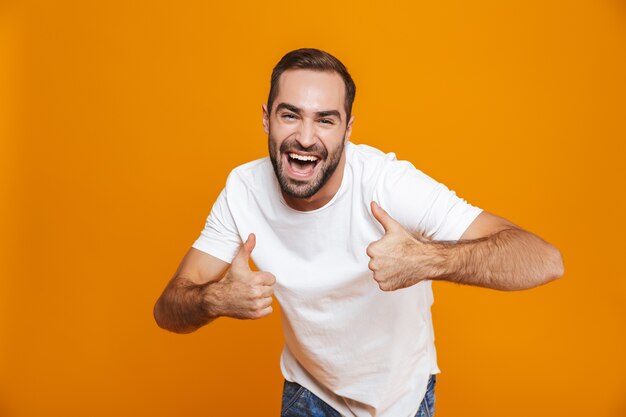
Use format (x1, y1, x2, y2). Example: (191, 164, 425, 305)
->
(262, 103, 270, 134)
(344, 114, 355, 141)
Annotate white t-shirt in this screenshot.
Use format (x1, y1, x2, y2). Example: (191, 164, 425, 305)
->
(192, 141, 483, 417)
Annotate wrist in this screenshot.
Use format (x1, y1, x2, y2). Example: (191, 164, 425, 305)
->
(200, 280, 225, 319)
(422, 240, 458, 282)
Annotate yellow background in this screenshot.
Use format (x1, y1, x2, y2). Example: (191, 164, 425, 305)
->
(2, 0, 625, 416)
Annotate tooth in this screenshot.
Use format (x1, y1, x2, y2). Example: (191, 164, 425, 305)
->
(289, 153, 318, 162)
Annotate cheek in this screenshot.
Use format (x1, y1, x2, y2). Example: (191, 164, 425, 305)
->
(271, 124, 297, 141)
(323, 132, 346, 152)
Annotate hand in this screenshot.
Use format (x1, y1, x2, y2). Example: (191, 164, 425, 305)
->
(367, 201, 440, 291)
(207, 233, 276, 319)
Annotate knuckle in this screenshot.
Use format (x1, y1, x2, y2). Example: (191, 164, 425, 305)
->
(366, 243, 378, 255)
(253, 306, 271, 319)
(368, 260, 376, 271)
(258, 272, 275, 285)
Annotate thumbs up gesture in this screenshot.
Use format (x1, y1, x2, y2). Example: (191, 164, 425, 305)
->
(367, 201, 438, 291)
(211, 233, 276, 320)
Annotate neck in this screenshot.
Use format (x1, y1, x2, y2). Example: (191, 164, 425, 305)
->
(282, 150, 346, 212)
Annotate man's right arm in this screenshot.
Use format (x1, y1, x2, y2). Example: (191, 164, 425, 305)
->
(153, 233, 275, 334)
(153, 247, 229, 333)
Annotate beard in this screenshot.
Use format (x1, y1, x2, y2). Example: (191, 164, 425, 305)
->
(268, 130, 345, 200)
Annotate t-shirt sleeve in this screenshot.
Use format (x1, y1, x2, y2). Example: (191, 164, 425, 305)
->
(191, 183, 243, 264)
(417, 181, 484, 241)
(375, 159, 483, 242)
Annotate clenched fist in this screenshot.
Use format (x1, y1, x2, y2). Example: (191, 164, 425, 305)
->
(367, 201, 444, 291)
(208, 233, 276, 320)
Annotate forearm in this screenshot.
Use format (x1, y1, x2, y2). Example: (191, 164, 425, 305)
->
(430, 228, 564, 291)
(153, 276, 220, 334)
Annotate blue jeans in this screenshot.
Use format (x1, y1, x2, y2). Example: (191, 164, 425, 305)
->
(280, 374, 437, 417)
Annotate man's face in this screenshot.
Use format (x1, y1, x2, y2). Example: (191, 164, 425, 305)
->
(263, 69, 354, 200)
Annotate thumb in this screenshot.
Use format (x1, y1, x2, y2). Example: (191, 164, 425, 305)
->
(231, 233, 256, 271)
(371, 201, 402, 233)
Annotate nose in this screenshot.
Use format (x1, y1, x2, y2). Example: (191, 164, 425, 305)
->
(295, 118, 318, 149)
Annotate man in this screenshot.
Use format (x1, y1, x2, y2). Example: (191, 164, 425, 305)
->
(153, 48, 564, 417)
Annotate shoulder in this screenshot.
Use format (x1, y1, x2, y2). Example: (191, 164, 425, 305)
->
(347, 141, 397, 165)
(347, 141, 435, 187)
(349, 142, 447, 231)
(224, 156, 274, 192)
(346, 141, 399, 184)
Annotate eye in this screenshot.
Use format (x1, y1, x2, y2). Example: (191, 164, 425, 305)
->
(319, 118, 334, 125)
(281, 113, 297, 120)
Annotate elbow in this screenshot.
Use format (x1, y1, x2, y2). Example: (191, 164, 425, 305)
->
(153, 297, 168, 330)
(153, 296, 203, 335)
(153, 296, 178, 333)
(543, 246, 565, 285)
(524, 247, 564, 290)
(551, 247, 565, 279)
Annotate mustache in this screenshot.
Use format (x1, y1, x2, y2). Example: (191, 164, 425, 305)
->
(279, 139, 328, 159)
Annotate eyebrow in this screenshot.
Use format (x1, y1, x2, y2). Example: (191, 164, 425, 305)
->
(275, 102, 342, 122)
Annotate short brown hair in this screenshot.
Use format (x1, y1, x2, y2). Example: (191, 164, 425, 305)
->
(267, 48, 356, 124)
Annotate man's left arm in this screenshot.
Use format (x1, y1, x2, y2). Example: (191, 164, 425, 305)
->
(367, 202, 565, 292)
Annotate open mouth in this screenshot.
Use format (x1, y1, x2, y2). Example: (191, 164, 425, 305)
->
(284, 152, 322, 178)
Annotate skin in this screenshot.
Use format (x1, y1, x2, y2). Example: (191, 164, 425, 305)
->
(262, 69, 355, 212)
(154, 69, 356, 332)
(367, 202, 565, 291)
(154, 67, 565, 334)
(153, 233, 274, 333)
